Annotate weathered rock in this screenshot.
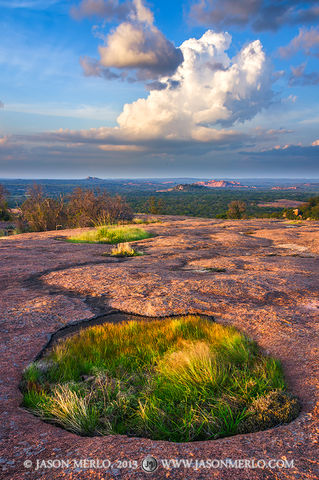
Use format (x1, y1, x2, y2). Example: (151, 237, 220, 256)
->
(0, 217, 318, 479)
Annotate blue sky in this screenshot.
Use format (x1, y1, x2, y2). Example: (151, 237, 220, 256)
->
(0, 0, 319, 178)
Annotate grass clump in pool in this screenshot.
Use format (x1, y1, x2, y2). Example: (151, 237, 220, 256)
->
(66, 225, 152, 244)
(21, 316, 300, 442)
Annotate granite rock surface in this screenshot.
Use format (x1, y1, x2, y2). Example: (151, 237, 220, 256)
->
(0, 217, 318, 479)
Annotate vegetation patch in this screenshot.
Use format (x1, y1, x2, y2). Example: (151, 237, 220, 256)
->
(183, 266, 227, 273)
(285, 220, 303, 225)
(284, 196, 319, 220)
(66, 226, 153, 244)
(242, 230, 256, 235)
(105, 242, 143, 257)
(205, 267, 227, 273)
(21, 316, 300, 442)
(132, 216, 162, 224)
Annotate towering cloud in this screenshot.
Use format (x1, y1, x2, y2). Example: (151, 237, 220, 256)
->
(116, 31, 272, 141)
(39, 30, 273, 148)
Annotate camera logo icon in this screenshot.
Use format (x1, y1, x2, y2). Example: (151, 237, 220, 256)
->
(141, 456, 158, 473)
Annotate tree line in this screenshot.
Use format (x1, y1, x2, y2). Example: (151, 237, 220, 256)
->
(283, 196, 319, 220)
(1, 184, 133, 232)
(1, 183, 319, 232)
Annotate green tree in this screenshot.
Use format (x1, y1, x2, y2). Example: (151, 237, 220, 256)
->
(156, 198, 165, 214)
(147, 196, 166, 214)
(0, 184, 10, 220)
(227, 200, 247, 219)
(301, 196, 319, 220)
(148, 196, 158, 214)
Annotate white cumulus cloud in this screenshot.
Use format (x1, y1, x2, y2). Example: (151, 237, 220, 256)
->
(29, 30, 274, 150)
(116, 30, 273, 141)
(98, 21, 183, 77)
(81, 0, 183, 81)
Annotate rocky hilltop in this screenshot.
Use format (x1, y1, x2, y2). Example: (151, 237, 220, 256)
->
(195, 179, 253, 188)
(85, 176, 103, 181)
(170, 179, 254, 191)
(0, 216, 318, 479)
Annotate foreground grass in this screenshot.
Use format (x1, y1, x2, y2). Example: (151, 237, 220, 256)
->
(66, 225, 152, 244)
(21, 316, 300, 442)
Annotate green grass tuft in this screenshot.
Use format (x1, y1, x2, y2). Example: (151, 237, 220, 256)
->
(132, 217, 162, 224)
(66, 225, 153, 244)
(107, 242, 143, 257)
(21, 316, 300, 441)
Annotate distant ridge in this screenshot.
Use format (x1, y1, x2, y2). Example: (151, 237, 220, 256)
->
(165, 179, 256, 191)
(194, 179, 254, 188)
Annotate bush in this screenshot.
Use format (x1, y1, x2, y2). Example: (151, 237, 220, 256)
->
(67, 188, 133, 227)
(110, 242, 141, 257)
(20, 185, 67, 232)
(283, 196, 319, 220)
(299, 196, 319, 220)
(19, 185, 134, 232)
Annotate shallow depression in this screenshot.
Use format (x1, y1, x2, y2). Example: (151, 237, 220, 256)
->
(20, 313, 301, 443)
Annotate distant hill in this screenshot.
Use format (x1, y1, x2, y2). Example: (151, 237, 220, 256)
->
(195, 180, 253, 188)
(171, 184, 206, 191)
(169, 179, 254, 191)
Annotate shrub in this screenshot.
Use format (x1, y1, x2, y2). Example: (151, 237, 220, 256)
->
(284, 196, 319, 220)
(67, 188, 133, 227)
(15, 215, 30, 234)
(302, 196, 319, 219)
(19, 186, 134, 232)
(20, 185, 67, 232)
(110, 243, 141, 257)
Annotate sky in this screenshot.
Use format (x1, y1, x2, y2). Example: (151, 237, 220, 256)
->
(0, 0, 319, 178)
